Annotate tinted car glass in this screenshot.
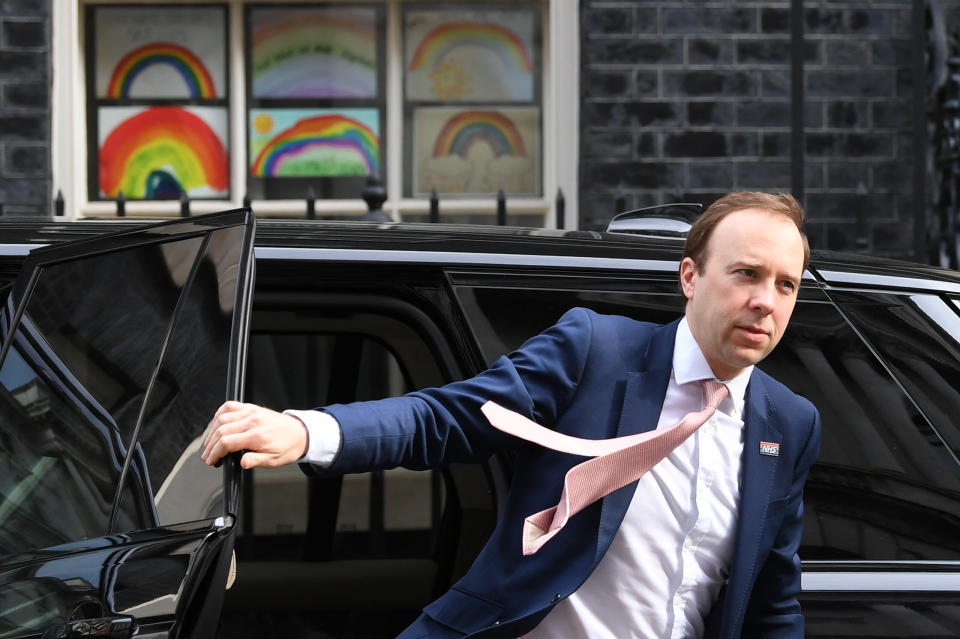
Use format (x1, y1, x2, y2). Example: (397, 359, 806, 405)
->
(122, 225, 249, 527)
(0, 238, 208, 553)
(452, 274, 960, 562)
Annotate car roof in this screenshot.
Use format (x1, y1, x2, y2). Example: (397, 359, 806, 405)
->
(1, 217, 959, 293)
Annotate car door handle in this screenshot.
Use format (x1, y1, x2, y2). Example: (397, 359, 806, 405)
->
(41, 616, 135, 639)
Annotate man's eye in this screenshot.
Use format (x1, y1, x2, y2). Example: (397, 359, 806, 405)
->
(780, 280, 797, 291)
(738, 269, 756, 278)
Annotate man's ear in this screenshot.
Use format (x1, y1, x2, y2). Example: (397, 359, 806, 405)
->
(679, 257, 697, 300)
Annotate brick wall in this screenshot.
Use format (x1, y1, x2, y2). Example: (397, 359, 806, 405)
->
(0, 0, 50, 218)
(579, 0, 919, 259)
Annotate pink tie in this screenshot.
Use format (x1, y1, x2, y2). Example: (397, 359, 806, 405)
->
(481, 380, 729, 555)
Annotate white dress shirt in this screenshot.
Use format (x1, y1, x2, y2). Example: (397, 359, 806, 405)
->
(522, 318, 751, 639)
(293, 317, 752, 638)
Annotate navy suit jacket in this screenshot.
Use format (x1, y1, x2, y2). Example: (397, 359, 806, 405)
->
(310, 308, 821, 638)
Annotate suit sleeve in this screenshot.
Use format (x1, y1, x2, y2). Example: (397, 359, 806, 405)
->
(740, 406, 821, 638)
(301, 307, 594, 476)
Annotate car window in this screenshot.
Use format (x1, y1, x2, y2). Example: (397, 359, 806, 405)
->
(452, 274, 960, 562)
(119, 225, 250, 527)
(0, 237, 210, 555)
(241, 325, 441, 560)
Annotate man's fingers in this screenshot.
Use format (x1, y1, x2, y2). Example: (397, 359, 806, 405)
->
(241, 451, 267, 469)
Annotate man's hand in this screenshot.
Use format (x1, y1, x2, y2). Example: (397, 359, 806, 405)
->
(202, 401, 309, 469)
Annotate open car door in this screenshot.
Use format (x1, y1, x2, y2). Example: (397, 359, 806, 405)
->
(0, 209, 254, 639)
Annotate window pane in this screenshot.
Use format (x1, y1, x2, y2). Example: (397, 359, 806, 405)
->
(245, 5, 386, 200)
(453, 278, 960, 560)
(403, 4, 543, 198)
(87, 5, 229, 202)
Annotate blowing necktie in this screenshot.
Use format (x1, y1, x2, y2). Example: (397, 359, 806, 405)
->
(481, 380, 729, 555)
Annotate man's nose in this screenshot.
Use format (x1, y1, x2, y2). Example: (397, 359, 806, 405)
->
(750, 281, 776, 313)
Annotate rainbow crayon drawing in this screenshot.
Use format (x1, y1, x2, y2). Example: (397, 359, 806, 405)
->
(250, 113, 379, 177)
(107, 42, 217, 99)
(251, 8, 376, 98)
(99, 107, 228, 199)
(432, 110, 527, 159)
(408, 22, 532, 74)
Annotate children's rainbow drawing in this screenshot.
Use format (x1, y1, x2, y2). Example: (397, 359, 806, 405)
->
(107, 42, 216, 99)
(99, 107, 228, 199)
(251, 114, 379, 177)
(432, 110, 527, 158)
(251, 9, 376, 98)
(408, 22, 532, 75)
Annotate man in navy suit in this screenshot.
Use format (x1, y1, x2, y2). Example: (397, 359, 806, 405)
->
(204, 191, 820, 638)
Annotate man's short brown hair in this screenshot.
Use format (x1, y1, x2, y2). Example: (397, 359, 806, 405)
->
(683, 191, 811, 271)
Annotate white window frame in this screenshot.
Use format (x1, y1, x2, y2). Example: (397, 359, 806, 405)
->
(52, 0, 578, 228)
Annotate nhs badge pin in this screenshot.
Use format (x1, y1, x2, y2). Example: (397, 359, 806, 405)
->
(759, 441, 780, 456)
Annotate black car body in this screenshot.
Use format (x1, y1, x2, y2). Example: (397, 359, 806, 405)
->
(1, 211, 960, 638)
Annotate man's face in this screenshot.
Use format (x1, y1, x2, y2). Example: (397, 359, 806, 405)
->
(680, 208, 805, 381)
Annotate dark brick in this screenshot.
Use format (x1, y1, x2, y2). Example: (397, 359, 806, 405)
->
(636, 132, 656, 157)
(664, 131, 726, 157)
(663, 70, 754, 97)
(663, 8, 755, 34)
(0, 115, 47, 141)
(806, 132, 892, 157)
(895, 68, 912, 96)
(582, 161, 684, 189)
(737, 101, 790, 127)
(731, 132, 759, 156)
(737, 39, 790, 64)
(583, 101, 683, 127)
(872, 39, 910, 66)
(736, 161, 791, 189)
(687, 162, 732, 189)
(635, 71, 658, 96)
(807, 70, 893, 98)
(761, 8, 789, 33)
(826, 41, 869, 66)
(849, 9, 892, 34)
(805, 101, 823, 128)
(827, 162, 869, 189)
(805, 8, 844, 33)
(805, 161, 825, 189)
(689, 38, 733, 64)
(583, 39, 683, 65)
(827, 101, 868, 128)
(873, 221, 914, 255)
(585, 7, 633, 35)
(762, 132, 790, 157)
(4, 82, 47, 109)
(807, 193, 887, 222)
(823, 221, 864, 250)
(3, 19, 45, 48)
(5, 145, 46, 174)
(584, 130, 632, 158)
(0, 177, 48, 204)
(634, 7, 659, 35)
(0, 1, 49, 15)
(688, 101, 734, 126)
(892, 8, 912, 36)
(873, 101, 910, 128)
(584, 69, 631, 97)
(873, 162, 912, 192)
(761, 70, 789, 97)
(0, 51, 45, 77)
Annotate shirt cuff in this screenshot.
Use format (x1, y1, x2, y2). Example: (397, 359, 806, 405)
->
(284, 409, 342, 467)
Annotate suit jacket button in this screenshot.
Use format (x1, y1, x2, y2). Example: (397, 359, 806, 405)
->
(493, 620, 500, 625)
(552, 593, 561, 602)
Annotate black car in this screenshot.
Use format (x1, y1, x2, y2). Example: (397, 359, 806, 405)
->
(1, 209, 960, 639)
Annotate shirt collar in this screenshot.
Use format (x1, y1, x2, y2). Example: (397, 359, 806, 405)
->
(673, 317, 752, 418)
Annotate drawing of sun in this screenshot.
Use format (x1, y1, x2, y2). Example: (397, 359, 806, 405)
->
(429, 58, 473, 100)
(253, 112, 274, 135)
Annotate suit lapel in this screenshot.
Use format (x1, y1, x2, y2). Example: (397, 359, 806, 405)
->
(594, 320, 677, 562)
(716, 372, 783, 634)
